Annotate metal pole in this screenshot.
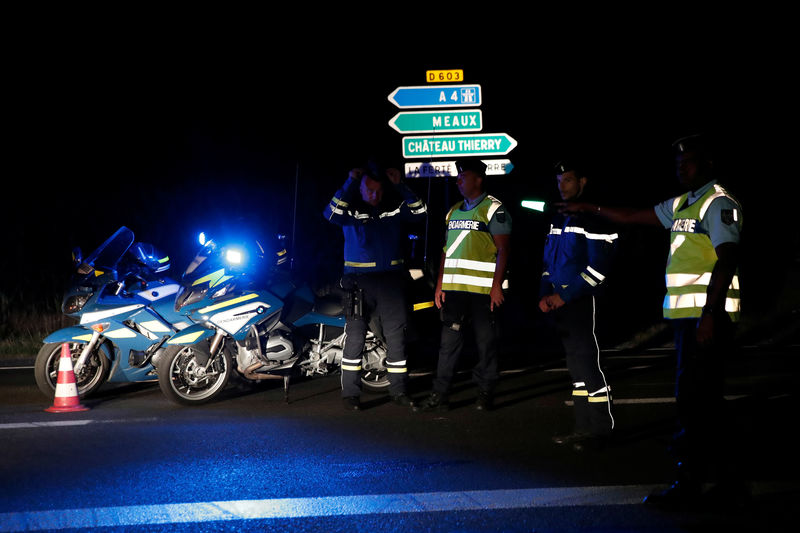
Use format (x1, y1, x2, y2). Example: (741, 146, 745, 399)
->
(291, 161, 299, 270)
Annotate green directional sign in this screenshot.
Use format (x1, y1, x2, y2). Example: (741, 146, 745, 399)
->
(402, 133, 517, 159)
(388, 110, 482, 134)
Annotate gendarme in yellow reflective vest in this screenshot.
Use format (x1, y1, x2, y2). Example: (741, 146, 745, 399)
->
(441, 195, 504, 295)
(664, 184, 742, 321)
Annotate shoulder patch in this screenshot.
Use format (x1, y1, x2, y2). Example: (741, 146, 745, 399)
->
(721, 209, 736, 225)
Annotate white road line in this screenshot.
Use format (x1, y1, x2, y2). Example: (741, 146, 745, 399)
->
(606, 354, 671, 360)
(0, 418, 158, 430)
(565, 395, 749, 406)
(565, 398, 675, 406)
(0, 485, 661, 531)
(0, 420, 94, 429)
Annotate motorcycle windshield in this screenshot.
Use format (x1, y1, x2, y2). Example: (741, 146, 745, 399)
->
(182, 243, 216, 280)
(85, 226, 135, 272)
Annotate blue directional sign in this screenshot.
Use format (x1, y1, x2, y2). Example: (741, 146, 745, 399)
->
(388, 85, 482, 109)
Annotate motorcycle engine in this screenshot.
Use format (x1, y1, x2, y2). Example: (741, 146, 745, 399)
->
(236, 330, 294, 371)
(263, 331, 294, 361)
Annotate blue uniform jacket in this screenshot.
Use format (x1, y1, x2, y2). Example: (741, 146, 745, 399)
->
(540, 205, 619, 304)
(323, 176, 427, 274)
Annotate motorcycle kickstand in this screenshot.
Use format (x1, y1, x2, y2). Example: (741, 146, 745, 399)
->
(283, 375, 290, 404)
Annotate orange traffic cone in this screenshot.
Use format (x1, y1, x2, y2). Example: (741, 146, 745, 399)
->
(45, 343, 90, 413)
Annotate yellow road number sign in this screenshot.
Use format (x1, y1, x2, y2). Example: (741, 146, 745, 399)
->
(426, 69, 464, 83)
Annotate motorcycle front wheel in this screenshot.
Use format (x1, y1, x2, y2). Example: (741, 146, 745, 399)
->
(157, 343, 231, 405)
(34, 341, 111, 399)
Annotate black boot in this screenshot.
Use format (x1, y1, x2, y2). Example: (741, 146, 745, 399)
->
(413, 392, 449, 412)
(643, 462, 702, 510)
(342, 396, 361, 411)
(475, 390, 493, 411)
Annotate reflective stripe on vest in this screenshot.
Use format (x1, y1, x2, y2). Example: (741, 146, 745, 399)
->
(664, 184, 741, 321)
(441, 196, 501, 295)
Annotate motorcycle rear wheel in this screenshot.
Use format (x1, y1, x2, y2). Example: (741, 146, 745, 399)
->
(360, 340, 390, 393)
(361, 369, 390, 393)
(157, 344, 231, 405)
(34, 341, 111, 399)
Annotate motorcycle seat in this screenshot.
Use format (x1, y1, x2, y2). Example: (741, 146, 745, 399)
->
(314, 295, 344, 317)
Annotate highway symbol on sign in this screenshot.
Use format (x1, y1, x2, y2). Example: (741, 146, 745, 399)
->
(388, 110, 482, 134)
(387, 85, 482, 109)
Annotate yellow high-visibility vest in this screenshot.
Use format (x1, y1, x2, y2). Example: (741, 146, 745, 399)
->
(664, 184, 742, 321)
(441, 196, 503, 295)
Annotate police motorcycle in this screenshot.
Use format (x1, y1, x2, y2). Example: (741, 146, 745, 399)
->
(155, 232, 389, 405)
(34, 226, 193, 399)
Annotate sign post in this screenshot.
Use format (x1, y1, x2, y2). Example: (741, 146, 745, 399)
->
(387, 71, 517, 179)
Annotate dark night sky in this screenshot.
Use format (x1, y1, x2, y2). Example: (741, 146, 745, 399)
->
(3, 16, 793, 342)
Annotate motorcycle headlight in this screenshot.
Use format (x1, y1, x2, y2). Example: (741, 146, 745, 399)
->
(63, 293, 92, 314)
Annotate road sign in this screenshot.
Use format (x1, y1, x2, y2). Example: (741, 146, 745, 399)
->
(426, 69, 464, 83)
(402, 133, 517, 158)
(404, 161, 457, 178)
(404, 159, 514, 178)
(484, 159, 514, 175)
(388, 110, 482, 134)
(388, 85, 481, 109)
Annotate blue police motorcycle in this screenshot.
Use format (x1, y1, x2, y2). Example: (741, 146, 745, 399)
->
(155, 233, 389, 405)
(34, 227, 194, 399)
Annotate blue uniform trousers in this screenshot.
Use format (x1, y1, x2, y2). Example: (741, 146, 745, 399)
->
(671, 316, 736, 480)
(341, 271, 408, 398)
(433, 291, 499, 396)
(551, 294, 614, 436)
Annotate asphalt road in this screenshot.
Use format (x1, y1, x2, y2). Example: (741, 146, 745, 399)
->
(0, 346, 798, 532)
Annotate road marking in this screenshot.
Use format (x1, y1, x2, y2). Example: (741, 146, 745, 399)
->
(0, 418, 158, 430)
(0, 420, 94, 429)
(565, 395, 749, 406)
(565, 398, 676, 405)
(0, 485, 660, 531)
(606, 353, 671, 359)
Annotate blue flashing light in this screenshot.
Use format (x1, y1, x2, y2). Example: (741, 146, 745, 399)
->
(225, 249, 243, 265)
